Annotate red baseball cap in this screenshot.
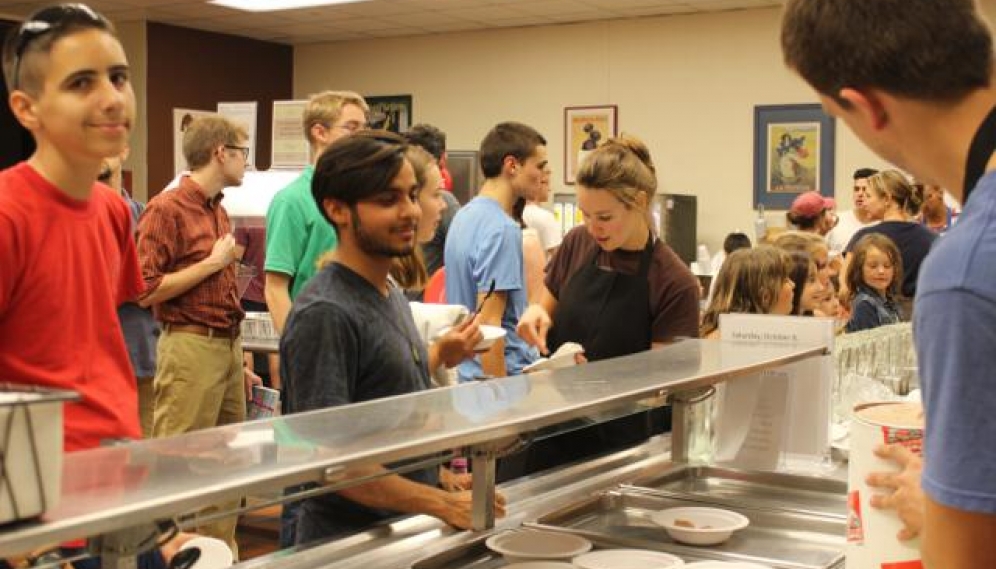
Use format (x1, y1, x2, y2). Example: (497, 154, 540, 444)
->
(790, 191, 834, 218)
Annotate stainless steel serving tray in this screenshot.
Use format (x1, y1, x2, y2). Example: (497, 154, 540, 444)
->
(623, 466, 846, 519)
(524, 489, 845, 569)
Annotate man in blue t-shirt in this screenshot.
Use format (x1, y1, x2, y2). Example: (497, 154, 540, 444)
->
(783, 1, 996, 565)
(445, 122, 547, 381)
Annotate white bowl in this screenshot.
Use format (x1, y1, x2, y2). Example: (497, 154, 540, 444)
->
(503, 563, 575, 569)
(178, 536, 234, 569)
(573, 549, 685, 569)
(684, 562, 773, 569)
(485, 530, 591, 563)
(437, 324, 507, 351)
(650, 507, 750, 546)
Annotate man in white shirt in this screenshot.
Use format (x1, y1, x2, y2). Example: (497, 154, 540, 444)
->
(522, 172, 562, 255)
(826, 167, 878, 253)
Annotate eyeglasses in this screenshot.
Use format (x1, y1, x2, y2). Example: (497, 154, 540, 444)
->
(10, 4, 106, 91)
(224, 145, 250, 161)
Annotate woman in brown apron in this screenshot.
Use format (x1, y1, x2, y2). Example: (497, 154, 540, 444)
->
(502, 136, 700, 479)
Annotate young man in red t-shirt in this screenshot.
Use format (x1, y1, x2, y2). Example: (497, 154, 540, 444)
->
(0, 3, 143, 452)
(0, 5, 205, 567)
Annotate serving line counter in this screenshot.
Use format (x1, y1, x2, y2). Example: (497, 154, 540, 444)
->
(0, 340, 831, 568)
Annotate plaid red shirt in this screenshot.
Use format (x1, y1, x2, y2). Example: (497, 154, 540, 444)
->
(137, 176, 244, 329)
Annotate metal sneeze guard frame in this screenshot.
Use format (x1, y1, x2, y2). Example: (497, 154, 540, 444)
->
(0, 339, 826, 561)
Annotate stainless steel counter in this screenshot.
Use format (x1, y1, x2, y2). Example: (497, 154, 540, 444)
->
(233, 438, 677, 569)
(232, 438, 847, 569)
(0, 340, 825, 557)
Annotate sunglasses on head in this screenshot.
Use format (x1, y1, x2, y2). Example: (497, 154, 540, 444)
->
(9, 3, 106, 91)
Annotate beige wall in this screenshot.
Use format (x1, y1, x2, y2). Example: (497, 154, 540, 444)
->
(294, 7, 895, 251)
(116, 21, 149, 201)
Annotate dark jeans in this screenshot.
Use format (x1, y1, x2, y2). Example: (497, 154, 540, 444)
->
(280, 484, 315, 548)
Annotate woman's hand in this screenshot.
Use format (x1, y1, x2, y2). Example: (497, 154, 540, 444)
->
(434, 316, 483, 369)
(517, 303, 552, 355)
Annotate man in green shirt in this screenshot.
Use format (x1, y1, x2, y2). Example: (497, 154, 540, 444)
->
(264, 91, 369, 333)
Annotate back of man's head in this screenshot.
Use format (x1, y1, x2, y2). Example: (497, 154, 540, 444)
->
(312, 130, 408, 228)
(853, 167, 878, 181)
(723, 232, 752, 255)
(405, 123, 446, 162)
(2, 3, 115, 96)
(479, 122, 546, 179)
(183, 116, 247, 171)
(303, 90, 369, 145)
(781, 0, 993, 106)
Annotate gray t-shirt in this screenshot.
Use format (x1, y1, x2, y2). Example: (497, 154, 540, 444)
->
(280, 262, 436, 543)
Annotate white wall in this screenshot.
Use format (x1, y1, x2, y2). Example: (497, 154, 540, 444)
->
(116, 21, 148, 201)
(294, 6, 894, 251)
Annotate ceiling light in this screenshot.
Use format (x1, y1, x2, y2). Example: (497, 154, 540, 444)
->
(209, 0, 370, 12)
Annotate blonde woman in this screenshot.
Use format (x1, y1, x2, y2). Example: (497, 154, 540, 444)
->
(393, 145, 482, 376)
(700, 246, 796, 338)
(517, 135, 699, 358)
(506, 135, 699, 478)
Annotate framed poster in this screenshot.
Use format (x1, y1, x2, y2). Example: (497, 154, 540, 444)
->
(271, 100, 309, 168)
(564, 105, 617, 185)
(753, 104, 836, 209)
(366, 95, 412, 133)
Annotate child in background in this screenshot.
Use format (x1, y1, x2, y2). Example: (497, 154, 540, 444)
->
(844, 234, 903, 333)
(706, 232, 752, 305)
(785, 250, 826, 315)
(816, 280, 850, 334)
(701, 246, 795, 338)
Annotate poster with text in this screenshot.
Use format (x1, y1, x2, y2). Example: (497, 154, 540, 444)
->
(564, 105, 617, 185)
(271, 100, 309, 168)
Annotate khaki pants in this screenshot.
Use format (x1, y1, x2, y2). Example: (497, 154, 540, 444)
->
(153, 329, 246, 557)
(137, 376, 154, 438)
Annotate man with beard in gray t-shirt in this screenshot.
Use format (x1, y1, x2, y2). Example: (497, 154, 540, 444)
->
(280, 130, 504, 545)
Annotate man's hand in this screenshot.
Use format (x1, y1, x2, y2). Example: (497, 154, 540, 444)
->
(208, 234, 238, 270)
(437, 489, 507, 530)
(517, 303, 553, 355)
(438, 467, 473, 492)
(243, 365, 263, 402)
(436, 316, 483, 368)
(866, 443, 925, 541)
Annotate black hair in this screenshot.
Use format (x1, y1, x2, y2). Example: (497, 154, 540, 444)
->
(404, 123, 446, 161)
(311, 130, 408, 230)
(853, 168, 879, 181)
(723, 232, 752, 255)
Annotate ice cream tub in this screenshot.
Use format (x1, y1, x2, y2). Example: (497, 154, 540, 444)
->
(846, 401, 924, 569)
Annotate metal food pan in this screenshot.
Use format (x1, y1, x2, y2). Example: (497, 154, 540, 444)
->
(525, 489, 844, 569)
(624, 465, 846, 519)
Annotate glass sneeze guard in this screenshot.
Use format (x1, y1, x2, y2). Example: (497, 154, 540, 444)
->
(0, 339, 826, 558)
